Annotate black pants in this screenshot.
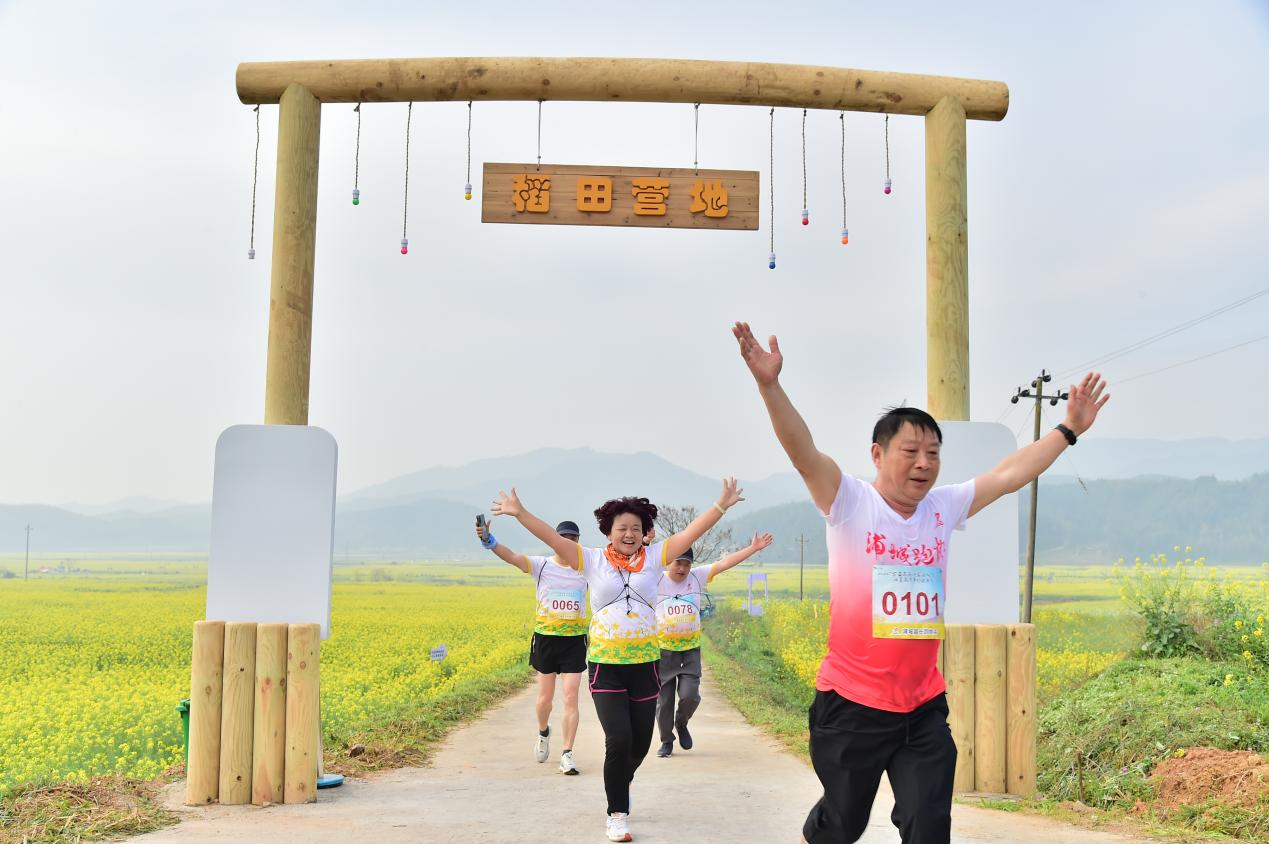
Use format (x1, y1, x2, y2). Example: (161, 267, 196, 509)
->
(588, 661, 659, 814)
(803, 690, 956, 844)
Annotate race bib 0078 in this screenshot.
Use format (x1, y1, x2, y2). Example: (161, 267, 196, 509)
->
(871, 565, 945, 640)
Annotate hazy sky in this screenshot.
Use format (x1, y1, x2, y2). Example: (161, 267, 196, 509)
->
(2, 1, 1267, 506)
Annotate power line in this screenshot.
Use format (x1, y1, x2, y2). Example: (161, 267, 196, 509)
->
(1055, 287, 1269, 382)
(1115, 330, 1269, 386)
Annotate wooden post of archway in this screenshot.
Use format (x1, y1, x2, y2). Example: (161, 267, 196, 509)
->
(236, 57, 1008, 423)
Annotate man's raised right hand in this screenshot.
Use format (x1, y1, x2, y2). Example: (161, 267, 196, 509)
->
(732, 321, 783, 387)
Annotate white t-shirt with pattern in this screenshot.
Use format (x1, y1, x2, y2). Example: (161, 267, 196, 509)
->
(578, 541, 668, 664)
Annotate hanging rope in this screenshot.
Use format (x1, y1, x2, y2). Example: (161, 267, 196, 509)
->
(884, 114, 892, 195)
(464, 101, 473, 200)
(401, 102, 412, 255)
(800, 109, 808, 226)
(536, 100, 543, 171)
(352, 103, 362, 205)
(768, 108, 776, 270)
(840, 112, 849, 245)
(248, 106, 260, 260)
(693, 103, 700, 174)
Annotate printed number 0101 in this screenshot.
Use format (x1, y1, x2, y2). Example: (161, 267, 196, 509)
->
(880, 591, 939, 617)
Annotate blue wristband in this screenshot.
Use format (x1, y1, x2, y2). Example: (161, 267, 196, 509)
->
(480, 533, 497, 550)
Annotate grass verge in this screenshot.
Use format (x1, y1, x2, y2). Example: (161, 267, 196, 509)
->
(0, 665, 532, 843)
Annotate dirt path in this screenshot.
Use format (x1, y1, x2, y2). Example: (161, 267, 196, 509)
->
(131, 669, 1156, 843)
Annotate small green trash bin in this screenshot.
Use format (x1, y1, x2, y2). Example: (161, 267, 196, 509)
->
(177, 699, 190, 765)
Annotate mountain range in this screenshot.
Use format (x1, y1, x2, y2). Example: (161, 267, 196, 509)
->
(1, 437, 1267, 563)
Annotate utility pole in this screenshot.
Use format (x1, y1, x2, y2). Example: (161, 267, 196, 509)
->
(1011, 370, 1068, 623)
(24, 524, 32, 580)
(795, 533, 810, 601)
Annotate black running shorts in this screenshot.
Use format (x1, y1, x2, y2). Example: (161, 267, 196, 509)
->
(528, 632, 587, 674)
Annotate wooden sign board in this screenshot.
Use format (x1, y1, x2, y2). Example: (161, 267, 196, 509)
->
(482, 163, 758, 230)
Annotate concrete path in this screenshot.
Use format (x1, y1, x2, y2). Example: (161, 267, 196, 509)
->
(131, 669, 1156, 843)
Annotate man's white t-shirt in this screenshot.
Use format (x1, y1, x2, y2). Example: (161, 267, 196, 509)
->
(655, 564, 715, 652)
(527, 555, 589, 637)
(818, 473, 976, 712)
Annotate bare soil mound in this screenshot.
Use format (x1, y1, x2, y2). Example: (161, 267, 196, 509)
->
(1151, 747, 1269, 810)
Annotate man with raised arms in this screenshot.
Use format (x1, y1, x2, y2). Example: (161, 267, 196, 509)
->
(732, 321, 1109, 844)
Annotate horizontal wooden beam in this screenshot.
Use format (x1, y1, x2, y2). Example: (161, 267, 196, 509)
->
(236, 57, 1008, 121)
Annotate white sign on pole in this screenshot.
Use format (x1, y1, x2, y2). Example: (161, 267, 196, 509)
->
(936, 421, 1020, 625)
(207, 425, 338, 638)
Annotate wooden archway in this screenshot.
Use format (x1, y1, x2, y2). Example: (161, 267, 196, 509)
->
(235, 57, 1009, 425)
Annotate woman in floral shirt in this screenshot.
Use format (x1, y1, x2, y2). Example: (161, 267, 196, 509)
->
(491, 478, 744, 843)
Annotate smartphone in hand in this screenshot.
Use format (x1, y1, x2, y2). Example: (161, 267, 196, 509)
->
(476, 513, 489, 542)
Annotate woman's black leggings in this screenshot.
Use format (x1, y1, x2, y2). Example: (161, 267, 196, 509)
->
(587, 660, 660, 814)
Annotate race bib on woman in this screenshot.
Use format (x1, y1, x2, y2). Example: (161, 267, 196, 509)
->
(871, 565, 945, 639)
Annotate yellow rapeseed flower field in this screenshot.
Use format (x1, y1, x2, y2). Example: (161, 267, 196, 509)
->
(0, 564, 537, 794)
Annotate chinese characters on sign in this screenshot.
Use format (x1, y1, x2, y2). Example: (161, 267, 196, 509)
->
(482, 163, 758, 230)
(512, 174, 551, 213)
(690, 180, 729, 218)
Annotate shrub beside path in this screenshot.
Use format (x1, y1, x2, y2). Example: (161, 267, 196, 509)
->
(129, 669, 1157, 843)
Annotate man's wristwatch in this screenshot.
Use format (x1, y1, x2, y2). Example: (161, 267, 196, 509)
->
(1055, 424, 1077, 446)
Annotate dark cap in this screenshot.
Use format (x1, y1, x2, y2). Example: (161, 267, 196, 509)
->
(555, 520, 581, 538)
(674, 547, 694, 563)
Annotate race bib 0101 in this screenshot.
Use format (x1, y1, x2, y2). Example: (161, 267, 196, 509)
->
(871, 565, 945, 640)
(544, 589, 584, 620)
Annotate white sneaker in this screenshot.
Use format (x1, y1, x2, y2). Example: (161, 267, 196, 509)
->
(535, 728, 550, 763)
(559, 750, 579, 775)
(606, 812, 632, 842)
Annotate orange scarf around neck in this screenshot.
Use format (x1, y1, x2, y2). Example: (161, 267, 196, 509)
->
(604, 544, 647, 573)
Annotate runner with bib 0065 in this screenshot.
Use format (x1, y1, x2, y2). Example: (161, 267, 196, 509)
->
(475, 515, 587, 775)
(491, 479, 745, 843)
(733, 320, 1110, 844)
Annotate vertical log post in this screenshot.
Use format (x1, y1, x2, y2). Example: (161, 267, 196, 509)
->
(253, 623, 289, 806)
(925, 95, 969, 420)
(973, 624, 1008, 793)
(284, 623, 321, 803)
(185, 621, 225, 805)
(218, 622, 257, 804)
(264, 83, 321, 426)
(1006, 623, 1038, 796)
(944, 623, 976, 792)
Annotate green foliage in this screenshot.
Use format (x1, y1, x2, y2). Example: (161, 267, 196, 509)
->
(1116, 550, 1269, 669)
(1116, 553, 1202, 657)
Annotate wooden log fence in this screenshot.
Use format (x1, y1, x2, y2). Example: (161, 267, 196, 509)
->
(943, 622, 1036, 797)
(185, 621, 321, 805)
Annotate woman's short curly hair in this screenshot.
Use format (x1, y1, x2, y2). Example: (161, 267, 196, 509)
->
(593, 496, 658, 535)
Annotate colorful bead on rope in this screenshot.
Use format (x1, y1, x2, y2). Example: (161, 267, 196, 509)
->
(352, 188, 360, 206)
(768, 252, 777, 270)
(884, 178, 892, 196)
(801, 208, 809, 226)
(464, 182, 473, 201)
(400, 238, 409, 255)
(840, 227, 849, 246)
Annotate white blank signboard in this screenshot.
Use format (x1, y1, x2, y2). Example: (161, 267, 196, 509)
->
(208, 425, 338, 638)
(936, 421, 1020, 625)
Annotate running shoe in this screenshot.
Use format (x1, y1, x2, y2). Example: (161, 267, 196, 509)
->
(559, 750, 579, 775)
(656, 741, 673, 758)
(535, 727, 550, 763)
(606, 812, 633, 842)
(676, 723, 693, 750)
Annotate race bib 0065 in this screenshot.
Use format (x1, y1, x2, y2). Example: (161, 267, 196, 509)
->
(871, 565, 945, 640)
(544, 589, 584, 620)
